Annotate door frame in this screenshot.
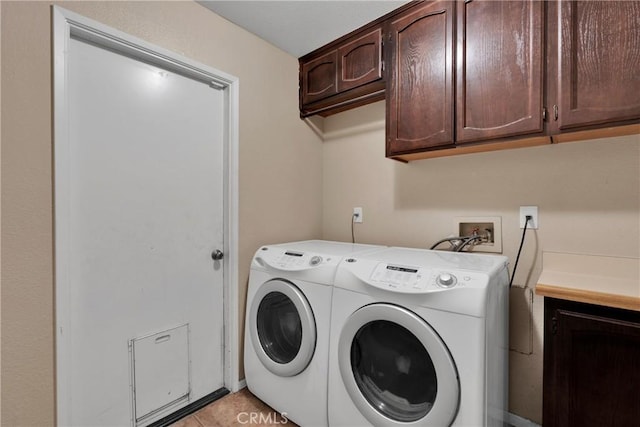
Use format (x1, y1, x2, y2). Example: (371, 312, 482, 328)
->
(52, 6, 241, 425)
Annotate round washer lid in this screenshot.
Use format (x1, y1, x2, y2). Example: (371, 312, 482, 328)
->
(249, 279, 316, 377)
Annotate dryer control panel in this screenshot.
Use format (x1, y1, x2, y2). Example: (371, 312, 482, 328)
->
(254, 247, 337, 272)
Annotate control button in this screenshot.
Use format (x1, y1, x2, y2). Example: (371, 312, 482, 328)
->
(346, 258, 356, 263)
(310, 256, 322, 266)
(463, 276, 471, 281)
(437, 273, 457, 288)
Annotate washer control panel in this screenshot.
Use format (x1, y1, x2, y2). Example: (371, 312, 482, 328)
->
(370, 264, 426, 289)
(365, 263, 470, 293)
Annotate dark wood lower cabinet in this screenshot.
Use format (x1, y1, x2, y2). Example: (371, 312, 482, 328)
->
(543, 298, 640, 427)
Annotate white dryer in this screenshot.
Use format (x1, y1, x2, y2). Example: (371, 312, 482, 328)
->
(328, 247, 509, 426)
(244, 240, 384, 426)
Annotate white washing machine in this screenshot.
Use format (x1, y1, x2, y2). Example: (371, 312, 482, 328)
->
(244, 240, 384, 426)
(328, 247, 509, 426)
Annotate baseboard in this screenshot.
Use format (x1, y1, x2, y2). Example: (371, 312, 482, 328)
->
(147, 388, 230, 427)
(236, 378, 247, 390)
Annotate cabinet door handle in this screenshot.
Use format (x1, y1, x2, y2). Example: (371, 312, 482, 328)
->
(542, 107, 547, 121)
(553, 105, 559, 121)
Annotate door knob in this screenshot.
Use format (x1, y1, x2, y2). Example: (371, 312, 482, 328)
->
(211, 250, 224, 261)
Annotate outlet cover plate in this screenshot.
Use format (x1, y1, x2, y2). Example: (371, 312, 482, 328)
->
(353, 207, 363, 223)
(519, 206, 538, 229)
(453, 216, 503, 253)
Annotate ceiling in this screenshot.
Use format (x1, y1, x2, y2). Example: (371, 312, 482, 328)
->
(198, 1, 409, 58)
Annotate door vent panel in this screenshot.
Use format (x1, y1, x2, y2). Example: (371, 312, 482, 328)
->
(130, 324, 191, 426)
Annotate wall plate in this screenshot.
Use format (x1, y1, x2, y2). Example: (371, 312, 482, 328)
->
(519, 206, 539, 229)
(453, 216, 503, 253)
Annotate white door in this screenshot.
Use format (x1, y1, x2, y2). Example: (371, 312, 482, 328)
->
(60, 31, 225, 426)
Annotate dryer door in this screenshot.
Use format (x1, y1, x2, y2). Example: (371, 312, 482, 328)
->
(338, 303, 459, 426)
(249, 279, 316, 377)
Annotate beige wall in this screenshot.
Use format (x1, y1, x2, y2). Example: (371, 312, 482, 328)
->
(0, 2, 322, 425)
(322, 101, 640, 423)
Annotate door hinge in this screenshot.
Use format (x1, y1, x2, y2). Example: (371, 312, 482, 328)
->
(209, 81, 225, 90)
(381, 60, 385, 73)
(551, 316, 558, 335)
(542, 107, 547, 121)
(553, 105, 559, 121)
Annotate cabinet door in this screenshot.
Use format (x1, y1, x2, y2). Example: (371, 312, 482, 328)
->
(556, 1, 640, 129)
(544, 299, 640, 427)
(300, 50, 337, 105)
(456, 0, 544, 143)
(337, 28, 383, 93)
(386, 1, 455, 155)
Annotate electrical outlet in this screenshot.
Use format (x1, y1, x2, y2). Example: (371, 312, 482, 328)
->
(453, 216, 502, 253)
(353, 207, 363, 223)
(519, 206, 538, 229)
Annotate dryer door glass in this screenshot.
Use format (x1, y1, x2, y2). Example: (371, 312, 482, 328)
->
(351, 320, 437, 422)
(250, 279, 317, 377)
(257, 291, 302, 364)
(338, 303, 459, 426)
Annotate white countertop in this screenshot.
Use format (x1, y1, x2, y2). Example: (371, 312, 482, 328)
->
(536, 252, 640, 311)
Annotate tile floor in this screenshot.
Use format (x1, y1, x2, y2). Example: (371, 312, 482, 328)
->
(171, 389, 528, 427)
(171, 389, 298, 427)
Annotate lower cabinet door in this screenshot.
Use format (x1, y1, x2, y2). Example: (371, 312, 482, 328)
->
(544, 298, 640, 427)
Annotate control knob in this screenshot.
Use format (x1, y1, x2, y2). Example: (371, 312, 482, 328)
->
(310, 256, 322, 266)
(437, 273, 457, 288)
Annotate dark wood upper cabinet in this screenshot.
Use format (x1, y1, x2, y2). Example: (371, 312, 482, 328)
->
(456, 0, 544, 144)
(543, 298, 640, 427)
(300, 50, 338, 106)
(299, 0, 639, 160)
(386, 0, 455, 155)
(553, 1, 640, 130)
(337, 28, 383, 93)
(300, 27, 385, 117)
(387, 0, 544, 157)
